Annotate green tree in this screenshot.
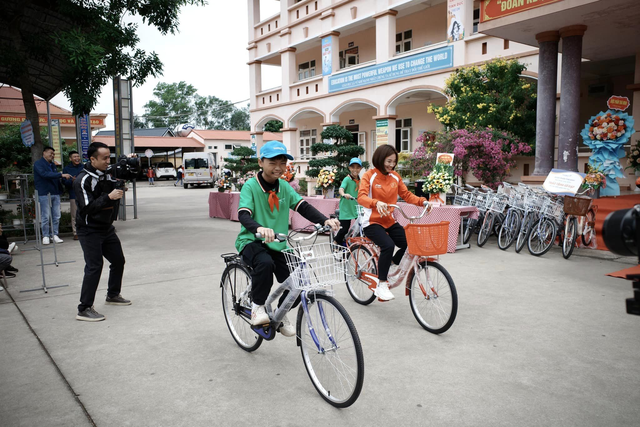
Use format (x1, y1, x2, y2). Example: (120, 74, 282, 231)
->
(0, 125, 35, 175)
(306, 125, 367, 188)
(143, 81, 197, 128)
(1, 0, 203, 163)
(430, 58, 537, 146)
(227, 105, 250, 131)
(263, 120, 283, 133)
(223, 146, 259, 175)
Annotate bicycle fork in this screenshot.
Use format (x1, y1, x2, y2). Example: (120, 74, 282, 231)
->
(301, 290, 338, 354)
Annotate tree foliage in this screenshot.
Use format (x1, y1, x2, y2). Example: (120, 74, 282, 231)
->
(306, 125, 368, 188)
(223, 146, 260, 175)
(263, 120, 283, 133)
(1, 0, 204, 162)
(142, 82, 250, 130)
(430, 58, 537, 146)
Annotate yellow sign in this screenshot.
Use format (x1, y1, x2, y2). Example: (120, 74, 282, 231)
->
(50, 120, 62, 164)
(480, 0, 564, 23)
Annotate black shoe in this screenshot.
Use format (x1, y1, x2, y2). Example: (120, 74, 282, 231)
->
(3, 271, 16, 278)
(105, 294, 132, 305)
(6, 265, 18, 273)
(76, 307, 105, 322)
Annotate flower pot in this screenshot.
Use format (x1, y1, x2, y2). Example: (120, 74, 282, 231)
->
(430, 192, 447, 205)
(323, 187, 335, 199)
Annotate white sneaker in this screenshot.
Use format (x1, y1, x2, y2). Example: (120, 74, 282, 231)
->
(42, 237, 50, 245)
(251, 304, 270, 326)
(374, 280, 395, 301)
(8, 242, 17, 253)
(53, 235, 63, 243)
(279, 314, 296, 337)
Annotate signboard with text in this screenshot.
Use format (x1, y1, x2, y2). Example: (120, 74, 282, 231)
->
(607, 95, 630, 112)
(480, 0, 564, 23)
(436, 153, 455, 166)
(20, 119, 34, 147)
(329, 46, 453, 93)
(0, 115, 104, 126)
(322, 36, 332, 76)
(50, 119, 62, 165)
(376, 119, 389, 147)
(76, 114, 91, 161)
(447, 0, 465, 42)
(542, 169, 585, 196)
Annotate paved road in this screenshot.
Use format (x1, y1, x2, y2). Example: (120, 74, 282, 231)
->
(1, 184, 639, 427)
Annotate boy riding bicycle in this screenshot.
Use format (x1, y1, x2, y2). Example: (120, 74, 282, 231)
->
(235, 141, 340, 337)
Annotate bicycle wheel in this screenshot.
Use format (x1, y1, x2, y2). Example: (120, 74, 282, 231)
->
(515, 213, 534, 253)
(527, 218, 557, 256)
(408, 261, 458, 334)
(463, 218, 476, 244)
(297, 293, 364, 408)
(477, 212, 494, 247)
(498, 211, 520, 251)
(220, 264, 263, 352)
(582, 208, 596, 246)
(345, 245, 377, 305)
(562, 216, 577, 259)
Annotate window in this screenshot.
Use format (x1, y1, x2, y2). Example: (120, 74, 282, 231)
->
(185, 158, 208, 169)
(395, 118, 412, 152)
(396, 30, 412, 54)
(298, 60, 316, 80)
(339, 47, 359, 69)
(504, 39, 510, 50)
(299, 129, 317, 159)
(355, 132, 366, 155)
(225, 144, 233, 150)
(473, 6, 480, 34)
(482, 42, 487, 55)
(208, 146, 212, 149)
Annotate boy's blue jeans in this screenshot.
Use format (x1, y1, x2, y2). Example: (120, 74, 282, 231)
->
(39, 194, 61, 237)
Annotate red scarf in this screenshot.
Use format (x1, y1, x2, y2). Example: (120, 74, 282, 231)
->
(268, 190, 280, 212)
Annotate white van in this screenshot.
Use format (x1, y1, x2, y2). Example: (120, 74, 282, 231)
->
(183, 152, 217, 188)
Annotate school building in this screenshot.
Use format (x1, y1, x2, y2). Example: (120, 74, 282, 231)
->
(246, 0, 640, 189)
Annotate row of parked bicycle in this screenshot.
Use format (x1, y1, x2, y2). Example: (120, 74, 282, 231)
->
(452, 182, 597, 259)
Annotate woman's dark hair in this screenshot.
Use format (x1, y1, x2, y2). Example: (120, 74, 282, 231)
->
(371, 144, 398, 174)
(87, 142, 109, 159)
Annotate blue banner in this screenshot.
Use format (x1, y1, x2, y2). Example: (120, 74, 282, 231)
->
(322, 36, 332, 76)
(77, 114, 91, 161)
(328, 46, 454, 93)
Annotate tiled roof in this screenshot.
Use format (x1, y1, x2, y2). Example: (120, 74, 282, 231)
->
(0, 86, 70, 115)
(93, 136, 204, 148)
(191, 130, 283, 141)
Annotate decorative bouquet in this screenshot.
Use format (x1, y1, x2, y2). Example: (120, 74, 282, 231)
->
(587, 112, 627, 141)
(422, 162, 454, 195)
(282, 163, 296, 182)
(316, 169, 336, 188)
(625, 140, 640, 171)
(217, 177, 231, 191)
(581, 165, 607, 192)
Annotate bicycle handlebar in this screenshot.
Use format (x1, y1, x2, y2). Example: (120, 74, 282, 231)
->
(389, 202, 432, 221)
(256, 224, 331, 243)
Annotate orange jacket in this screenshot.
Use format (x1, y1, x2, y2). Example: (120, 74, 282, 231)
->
(358, 168, 427, 229)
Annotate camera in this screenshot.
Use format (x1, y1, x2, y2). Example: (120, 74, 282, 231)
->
(602, 205, 640, 315)
(106, 154, 141, 189)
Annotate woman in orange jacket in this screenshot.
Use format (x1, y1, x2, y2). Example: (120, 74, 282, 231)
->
(357, 144, 427, 301)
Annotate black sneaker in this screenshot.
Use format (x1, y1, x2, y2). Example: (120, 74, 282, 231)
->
(76, 307, 105, 322)
(3, 271, 16, 278)
(6, 265, 18, 272)
(105, 294, 132, 305)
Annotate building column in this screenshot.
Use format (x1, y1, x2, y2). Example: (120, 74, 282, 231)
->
(373, 10, 397, 64)
(248, 60, 262, 110)
(532, 31, 560, 176)
(372, 115, 397, 151)
(247, 0, 260, 42)
(280, 128, 298, 157)
(280, 48, 297, 102)
(557, 25, 587, 172)
(280, 0, 289, 27)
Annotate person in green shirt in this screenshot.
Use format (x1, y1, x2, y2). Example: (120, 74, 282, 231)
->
(334, 158, 363, 246)
(235, 140, 340, 337)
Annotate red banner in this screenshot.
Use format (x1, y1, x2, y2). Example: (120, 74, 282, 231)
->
(0, 115, 105, 126)
(607, 96, 630, 112)
(480, 0, 564, 23)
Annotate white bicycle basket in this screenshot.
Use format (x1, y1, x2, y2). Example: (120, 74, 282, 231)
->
(283, 242, 349, 291)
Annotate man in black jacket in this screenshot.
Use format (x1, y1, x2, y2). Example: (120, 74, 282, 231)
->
(73, 142, 131, 322)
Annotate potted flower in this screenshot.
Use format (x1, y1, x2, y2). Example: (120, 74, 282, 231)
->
(625, 140, 640, 190)
(316, 169, 336, 198)
(422, 162, 454, 205)
(282, 163, 296, 182)
(217, 177, 231, 192)
(581, 165, 607, 198)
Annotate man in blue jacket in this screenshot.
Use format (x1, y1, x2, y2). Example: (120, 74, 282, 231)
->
(63, 151, 84, 240)
(33, 147, 71, 245)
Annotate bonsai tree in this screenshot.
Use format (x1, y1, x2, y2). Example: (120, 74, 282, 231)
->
(306, 125, 367, 188)
(223, 146, 260, 175)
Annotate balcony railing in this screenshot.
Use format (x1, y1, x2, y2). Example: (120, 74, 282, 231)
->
(254, 13, 280, 40)
(289, 0, 320, 23)
(257, 87, 282, 107)
(290, 75, 323, 101)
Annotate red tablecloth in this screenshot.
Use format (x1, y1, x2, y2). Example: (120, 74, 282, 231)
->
(394, 203, 479, 253)
(291, 197, 340, 230)
(208, 192, 241, 220)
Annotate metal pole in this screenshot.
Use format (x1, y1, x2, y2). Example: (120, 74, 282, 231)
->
(48, 193, 59, 266)
(133, 180, 138, 219)
(34, 191, 47, 292)
(46, 102, 53, 148)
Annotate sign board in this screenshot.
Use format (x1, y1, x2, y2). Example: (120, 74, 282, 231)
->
(50, 119, 62, 165)
(76, 114, 91, 161)
(329, 46, 453, 93)
(542, 168, 586, 196)
(20, 119, 34, 147)
(144, 149, 154, 158)
(322, 36, 332, 76)
(436, 153, 455, 166)
(0, 115, 104, 126)
(480, 0, 564, 23)
(376, 119, 389, 147)
(607, 96, 630, 111)
(447, 0, 465, 42)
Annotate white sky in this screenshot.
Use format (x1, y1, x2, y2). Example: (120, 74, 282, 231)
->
(50, 1, 282, 131)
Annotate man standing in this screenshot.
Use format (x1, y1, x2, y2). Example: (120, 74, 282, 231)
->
(63, 151, 84, 240)
(73, 142, 131, 322)
(33, 147, 71, 245)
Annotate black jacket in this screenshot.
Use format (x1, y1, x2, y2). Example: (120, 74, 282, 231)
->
(73, 163, 120, 230)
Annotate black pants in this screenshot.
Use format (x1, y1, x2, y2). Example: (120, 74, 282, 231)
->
(77, 227, 126, 312)
(241, 241, 293, 307)
(333, 219, 353, 245)
(363, 223, 407, 281)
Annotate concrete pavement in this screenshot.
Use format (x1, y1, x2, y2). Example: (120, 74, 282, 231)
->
(1, 184, 639, 427)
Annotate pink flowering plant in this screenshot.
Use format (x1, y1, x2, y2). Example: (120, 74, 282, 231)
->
(450, 128, 532, 189)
